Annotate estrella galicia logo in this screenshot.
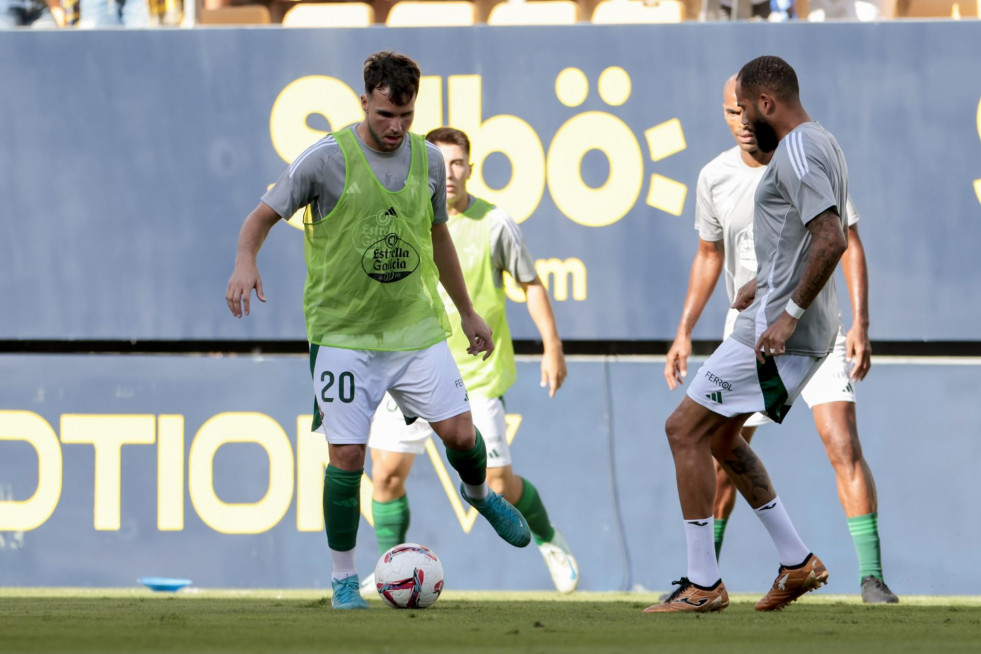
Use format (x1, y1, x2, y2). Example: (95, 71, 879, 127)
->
(362, 232, 420, 283)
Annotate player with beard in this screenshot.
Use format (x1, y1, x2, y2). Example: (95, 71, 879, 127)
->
(662, 75, 897, 604)
(645, 55, 849, 613)
(226, 52, 531, 611)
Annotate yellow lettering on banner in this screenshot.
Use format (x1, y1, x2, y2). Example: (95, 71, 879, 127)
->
(269, 75, 362, 165)
(644, 118, 687, 162)
(547, 112, 643, 227)
(270, 70, 693, 228)
(412, 76, 444, 139)
(295, 417, 329, 532)
(295, 416, 374, 532)
(646, 174, 688, 217)
(0, 411, 62, 532)
(503, 260, 587, 304)
(448, 75, 545, 224)
(975, 98, 981, 206)
(536, 258, 587, 301)
(60, 414, 155, 531)
(504, 414, 522, 445)
(189, 413, 293, 535)
(157, 415, 184, 531)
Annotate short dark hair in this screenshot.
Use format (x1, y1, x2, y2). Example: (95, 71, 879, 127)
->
(363, 51, 421, 106)
(737, 56, 799, 102)
(425, 127, 471, 157)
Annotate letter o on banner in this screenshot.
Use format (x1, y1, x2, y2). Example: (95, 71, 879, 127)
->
(547, 112, 643, 228)
(189, 412, 294, 534)
(0, 411, 62, 532)
(269, 76, 363, 165)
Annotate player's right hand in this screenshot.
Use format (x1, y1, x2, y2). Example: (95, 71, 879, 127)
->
(664, 336, 691, 390)
(225, 265, 266, 318)
(460, 311, 494, 361)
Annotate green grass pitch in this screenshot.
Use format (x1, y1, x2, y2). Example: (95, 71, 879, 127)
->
(1, 588, 979, 653)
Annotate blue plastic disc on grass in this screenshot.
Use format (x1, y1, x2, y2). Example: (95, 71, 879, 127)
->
(138, 577, 192, 592)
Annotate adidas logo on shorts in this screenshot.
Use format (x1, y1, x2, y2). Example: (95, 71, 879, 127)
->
(705, 391, 723, 404)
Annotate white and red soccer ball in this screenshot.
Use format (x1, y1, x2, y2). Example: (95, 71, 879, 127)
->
(374, 543, 444, 609)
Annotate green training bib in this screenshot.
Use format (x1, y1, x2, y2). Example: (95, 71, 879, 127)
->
(442, 197, 516, 398)
(302, 129, 451, 351)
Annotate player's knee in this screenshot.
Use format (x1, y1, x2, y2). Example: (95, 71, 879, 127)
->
(329, 444, 366, 471)
(826, 437, 864, 471)
(440, 426, 475, 451)
(372, 469, 407, 499)
(665, 409, 699, 452)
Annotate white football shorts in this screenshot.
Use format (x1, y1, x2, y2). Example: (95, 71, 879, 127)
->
(310, 340, 470, 445)
(686, 336, 825, 424)
(723, 309, 855, 427)
(368, 394, 511, 468)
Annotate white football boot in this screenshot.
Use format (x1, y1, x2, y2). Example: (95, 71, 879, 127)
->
(538, 528, 579, 594)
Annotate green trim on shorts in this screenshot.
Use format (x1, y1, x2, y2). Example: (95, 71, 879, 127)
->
(309, 343, 323, 431)
(756, 355, 791, 424)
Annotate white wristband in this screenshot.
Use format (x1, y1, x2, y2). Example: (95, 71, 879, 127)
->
(785, 299, 805, 319)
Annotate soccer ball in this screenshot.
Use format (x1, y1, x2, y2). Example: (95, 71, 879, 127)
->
(374, 543, 444, 609)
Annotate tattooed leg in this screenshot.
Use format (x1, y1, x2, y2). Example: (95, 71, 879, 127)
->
(713, 435, 777, 509)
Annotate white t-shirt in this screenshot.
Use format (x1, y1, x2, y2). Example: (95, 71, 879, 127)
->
(695, 145, 859, 305)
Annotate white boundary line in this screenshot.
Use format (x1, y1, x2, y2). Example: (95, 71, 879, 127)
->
(515, 355, 981, 366)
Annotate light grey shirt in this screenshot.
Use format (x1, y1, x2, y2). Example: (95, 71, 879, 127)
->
(483, 201, 538, 287)
(261, 126, 448, 224)
(730, 123, 850, 357)
(696, 145, 860, 305)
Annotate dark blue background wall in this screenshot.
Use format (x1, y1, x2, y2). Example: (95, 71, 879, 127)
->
(2, 23, 980, 342)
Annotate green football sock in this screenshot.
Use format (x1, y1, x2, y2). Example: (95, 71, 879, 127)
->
(513, 477, 554, 546)
(323, 465, 362, 552)
(848, 512, 884, 581)
(714, 518, 728, 560)
(372, 495, 410, 555)
(445, 427, 487, 486)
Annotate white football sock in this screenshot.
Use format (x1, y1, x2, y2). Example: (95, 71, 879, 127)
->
(684, 517, 720, 588)
(463, 481, 489, 500)
(753, 496, 811, 567)
(330, 548, 357, 581)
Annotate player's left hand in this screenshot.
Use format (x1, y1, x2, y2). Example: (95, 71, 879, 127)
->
(754, 312, 798, 363)
(460, 311, 494, 361)
(732, 279, 757, 312)
(845, 323, 871, 381)
(540, 349, 567, 398)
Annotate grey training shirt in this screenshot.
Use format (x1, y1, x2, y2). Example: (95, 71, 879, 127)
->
(261, 126, 448, 224)
(730, 122, 849, 357)
(695, 145, 860, 305)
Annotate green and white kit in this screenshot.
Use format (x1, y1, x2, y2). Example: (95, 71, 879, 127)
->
(695, 144, 858, 426)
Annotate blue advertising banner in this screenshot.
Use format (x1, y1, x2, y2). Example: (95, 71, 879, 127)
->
(2, 23, 980, 342)
(1, 354, 978, 594)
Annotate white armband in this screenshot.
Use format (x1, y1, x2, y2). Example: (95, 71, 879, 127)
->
(785, 299, 806, 319)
